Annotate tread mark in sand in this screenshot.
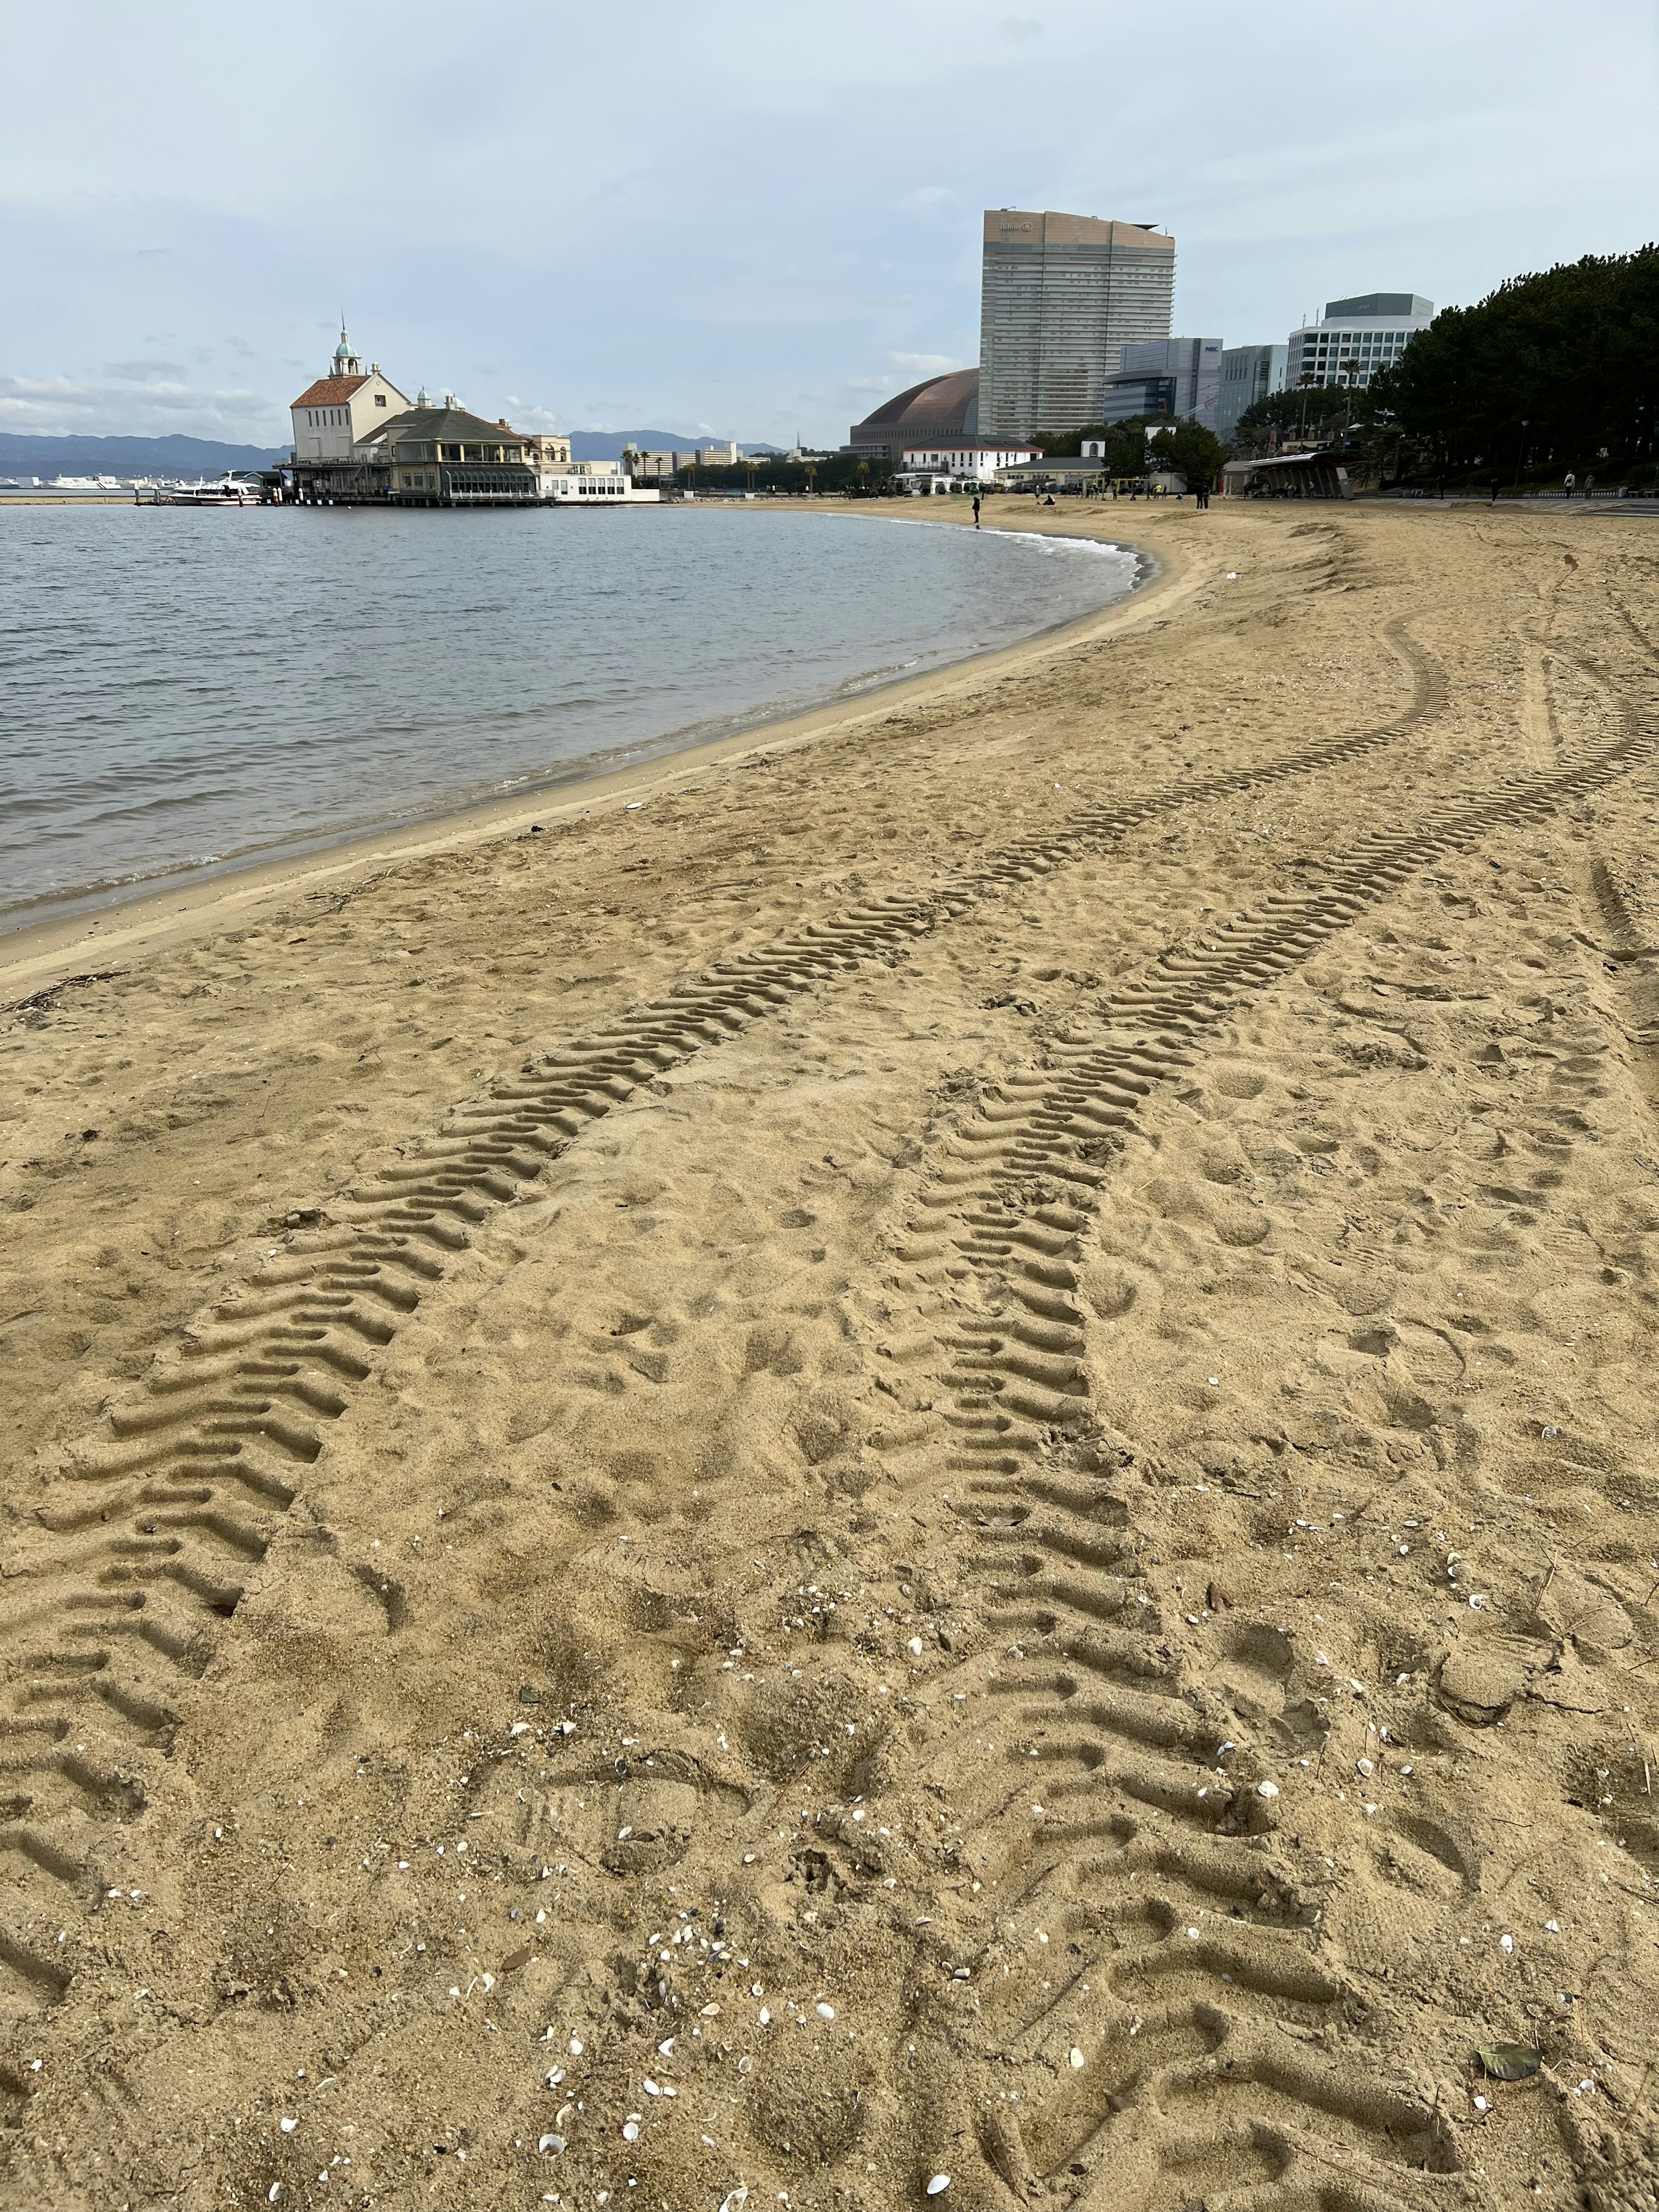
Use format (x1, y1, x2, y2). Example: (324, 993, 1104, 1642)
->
(871, 718, 1654, 2211)
(0, 626, 1446, 2026)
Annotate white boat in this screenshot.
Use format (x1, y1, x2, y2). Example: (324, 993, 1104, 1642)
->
(149, 475, 264, 507)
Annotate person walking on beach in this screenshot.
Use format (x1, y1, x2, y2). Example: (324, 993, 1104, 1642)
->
(972, 494, 981, 528)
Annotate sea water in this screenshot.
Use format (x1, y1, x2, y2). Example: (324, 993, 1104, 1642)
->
(0, 503, 1138, 932)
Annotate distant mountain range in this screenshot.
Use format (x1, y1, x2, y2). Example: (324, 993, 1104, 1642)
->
(0, 429, 787, 478)
(0, 433, 288, 478)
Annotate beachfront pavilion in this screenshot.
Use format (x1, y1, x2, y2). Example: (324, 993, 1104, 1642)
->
(1221, 450, 1354, 499)
(356, 406, 539, 503)
(274, 404, 541, 505)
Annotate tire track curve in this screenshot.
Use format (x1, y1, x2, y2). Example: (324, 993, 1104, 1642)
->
(866, 718, 1655, 2212)
(0, 626, 1448, 2030)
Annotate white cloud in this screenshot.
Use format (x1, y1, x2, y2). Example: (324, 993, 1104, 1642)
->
(101, 358, 188, 381)
(0, 0, 1648, 447)
(0, 372, 285, 442)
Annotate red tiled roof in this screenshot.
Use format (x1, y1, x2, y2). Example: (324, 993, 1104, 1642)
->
(292, 375, 369, 409)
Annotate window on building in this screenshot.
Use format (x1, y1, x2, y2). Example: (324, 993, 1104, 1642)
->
(376, 394, 387, 407)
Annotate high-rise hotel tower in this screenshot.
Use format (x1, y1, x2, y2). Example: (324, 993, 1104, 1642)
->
(978, 210, 1176, 440)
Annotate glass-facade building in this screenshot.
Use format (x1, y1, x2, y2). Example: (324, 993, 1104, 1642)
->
(979, 210, 1176, 440)
(1215, 344, 1288, 439)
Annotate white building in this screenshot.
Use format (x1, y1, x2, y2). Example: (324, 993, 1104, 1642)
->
(539, 473, 661, 505)
(1215, 344, 1287, 439)
(523, 432, 573, 475)
(1287, 293, 1434, 391)
(290, 327, 410, 459)
(899, 440, 1038, 482)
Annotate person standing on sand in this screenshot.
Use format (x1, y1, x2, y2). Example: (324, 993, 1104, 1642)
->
(972, 495, 981, 528)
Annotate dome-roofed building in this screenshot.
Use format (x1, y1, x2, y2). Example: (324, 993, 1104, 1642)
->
(847, 368, 980, 462)
(290, 321, 410, 464)
(846, 366, 1039, 480)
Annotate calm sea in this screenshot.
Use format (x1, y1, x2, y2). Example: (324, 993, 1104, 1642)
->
(0, 504, 1138, 933)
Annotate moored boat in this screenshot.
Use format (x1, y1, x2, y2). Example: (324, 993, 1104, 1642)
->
(143, 475, 264, 507)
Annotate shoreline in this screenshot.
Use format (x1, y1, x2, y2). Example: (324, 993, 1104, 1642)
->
(6, 502, 1659, 2209)
(0, 498, 1167, 999)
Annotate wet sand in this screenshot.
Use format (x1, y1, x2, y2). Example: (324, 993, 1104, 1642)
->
(3, 495, 1657, 2212)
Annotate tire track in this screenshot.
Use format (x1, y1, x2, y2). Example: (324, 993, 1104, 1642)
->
(0, 629, 1447, 2028)
(866, 720, 1654, 2210)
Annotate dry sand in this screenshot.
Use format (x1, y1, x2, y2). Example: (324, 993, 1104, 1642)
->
(2, 496, 1658, 2212)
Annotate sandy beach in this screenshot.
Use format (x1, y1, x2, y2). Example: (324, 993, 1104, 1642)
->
(3, 494, 1657, 2212)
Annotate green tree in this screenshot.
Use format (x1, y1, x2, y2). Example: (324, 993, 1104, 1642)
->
(1148, 421, 1227, 489)
(1034, 418, 1165, 477)
(1101, 423, 1150, 479)
(1235, 383, 1355, 441)
(1364, 245, 1659, 482)
(678, 453, 886, 496)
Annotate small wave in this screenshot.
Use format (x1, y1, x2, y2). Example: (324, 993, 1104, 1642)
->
(2, 505, 1140, 936)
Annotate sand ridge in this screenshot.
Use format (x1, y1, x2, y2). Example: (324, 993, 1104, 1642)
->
(2, 499, 1658, 2212)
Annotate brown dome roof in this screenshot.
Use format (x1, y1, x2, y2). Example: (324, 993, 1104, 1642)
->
(856, 368, 979, 432)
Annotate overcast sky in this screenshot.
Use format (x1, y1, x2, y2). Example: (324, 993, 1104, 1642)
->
(3, 0, 1653, 448)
